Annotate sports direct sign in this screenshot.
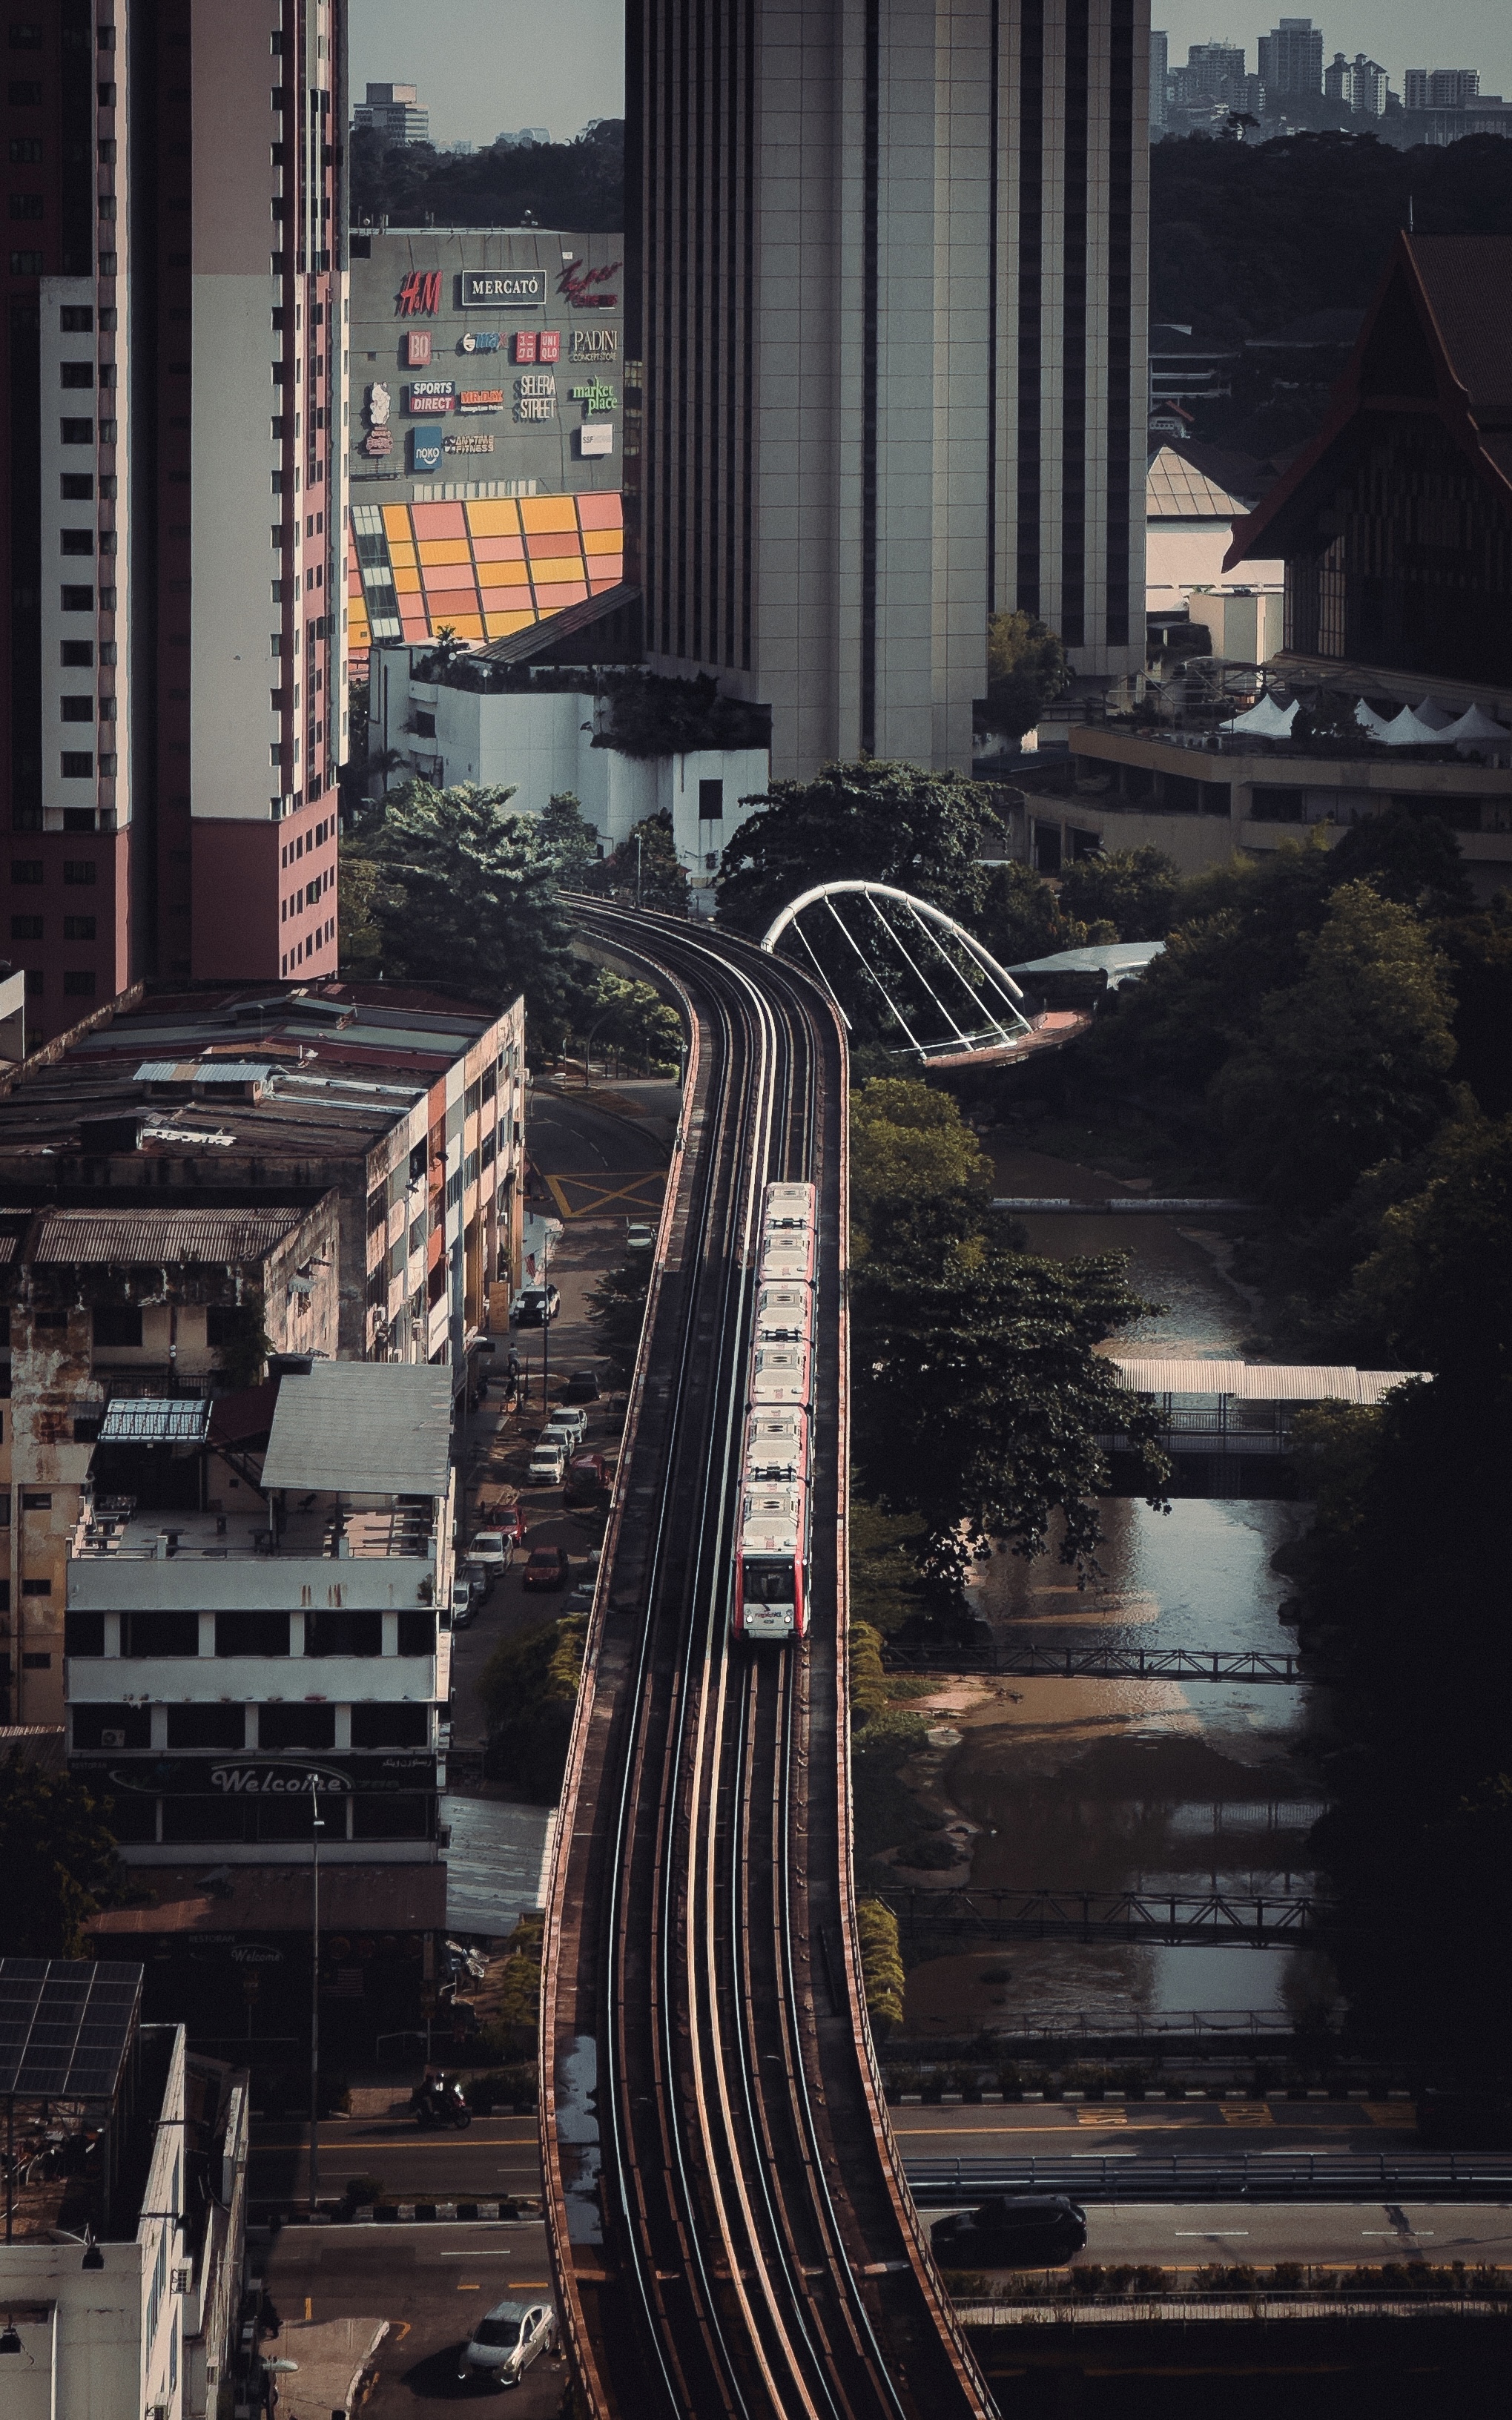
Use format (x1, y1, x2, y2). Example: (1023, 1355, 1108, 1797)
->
(408, 380, 455, 415)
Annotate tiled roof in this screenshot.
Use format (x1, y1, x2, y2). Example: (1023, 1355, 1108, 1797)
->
(1146, 446, 1249, 521)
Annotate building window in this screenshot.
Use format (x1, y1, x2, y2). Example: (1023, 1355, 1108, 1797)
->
(92, 1305, 142, 1348)
(60, 695, 93, 720)
(215, 1609, 289, 1656)
(259, 1703, 336, 1750)
(61, 751, 94, 778)
(63, 860, 96, 884)
(72, 1704, 151, 1750)
(60, 420, 94, 446)
(122, 1607, 197, 1658)
(63, 915, 95, 940)
(167, 1706, 246, 1750)
(8, 193, 43, 220)
(59, 360, 93, 388)
(60, 529, 93, 555)
(10, 860, 42, 885)
(351, 1702, 428, 1747)
(10, 916, 42, 940)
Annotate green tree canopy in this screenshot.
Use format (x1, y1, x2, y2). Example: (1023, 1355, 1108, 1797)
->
(351, 779, 575, 1035)
(851, 1077, 994, 1259)
(1436, 900, 1512, 1115)
(0, 1751, 124, 1956)
(1325, 1112, 1512, 1382)
(575, 968, 681, 1074)
(1327, 802, 1475, 915)
(977, 612, 1071, 741)
(716, 759, 1002, 938)
(587, 810, 690, 911)
(971, 859, 1109, 967)
(1212, 881, 1456, 1213)
(538, 791, 602, 887)
(587, 1253, 652, 1382)
(851, 1245, 1166, 1581)
(478, 1616, 586, 1802)
(1057, 847, 1183, 942)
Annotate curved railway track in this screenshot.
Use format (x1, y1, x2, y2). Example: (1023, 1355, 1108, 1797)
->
(539, 906, 994, 2420)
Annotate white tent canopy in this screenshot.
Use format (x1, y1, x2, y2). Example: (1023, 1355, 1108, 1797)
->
(1354, 698, 1390, 735)
(1378, 705, 1445, 747)
(1411, 696, 1458, 731)
(1220, 694, 1298, 738)
(1438, 702, 1511, 745)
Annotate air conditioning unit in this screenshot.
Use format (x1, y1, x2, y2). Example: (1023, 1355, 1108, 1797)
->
(171, 2266, 191, 2294)
(101, 1728, 126, 1748)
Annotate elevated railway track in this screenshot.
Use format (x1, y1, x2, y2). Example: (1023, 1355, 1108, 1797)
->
(540, 906, 992, 2420)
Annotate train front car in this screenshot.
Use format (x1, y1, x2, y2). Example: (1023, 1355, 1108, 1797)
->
(733, 1184, 817, 1641)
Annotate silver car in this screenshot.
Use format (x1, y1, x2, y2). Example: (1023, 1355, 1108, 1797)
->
(458, 2296, 558, 2388)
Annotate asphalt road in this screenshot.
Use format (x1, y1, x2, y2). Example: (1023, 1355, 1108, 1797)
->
(251, 2115, 544, 2208)
(890, 2099, 1422, 2159)
(930, 2200, 1512, 2268)
(263, 2222, 564, 2413)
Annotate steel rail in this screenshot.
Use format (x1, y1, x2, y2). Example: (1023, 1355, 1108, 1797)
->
(542, 905, 995, 2420)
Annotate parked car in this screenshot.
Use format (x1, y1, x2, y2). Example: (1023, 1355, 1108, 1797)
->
(469, 1530, 509, 1567)
(481, 1502, 526, 1549)
(625, 1221, 656, 1253)
(511, 1285, 560, 1327)
(546, 1405, 589, 1445)
(457, 2297, 558, 2388)
(541, 1420, 580, 1459)
(563, 1369, 601, 1404)
(526, 1443, 567, 1488)
(449, 1582, 475, 1630)
(521, 1545, 571, 1593)
(461, 1561, 492, 1606)
(930, 2195, 1087, 2268)
(564, 1451, 609, 1506)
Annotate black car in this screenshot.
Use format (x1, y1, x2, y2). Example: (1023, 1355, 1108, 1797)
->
(931, 2195, 1086, 2267)
(564, 1368, 601, 1403)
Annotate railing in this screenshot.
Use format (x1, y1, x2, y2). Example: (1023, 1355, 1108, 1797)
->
(876, 1887, 1323, 1944)
(905, 2152, 1512, 2204)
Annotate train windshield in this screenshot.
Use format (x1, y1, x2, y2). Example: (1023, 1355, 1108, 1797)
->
(743, 1559, 794, 1605)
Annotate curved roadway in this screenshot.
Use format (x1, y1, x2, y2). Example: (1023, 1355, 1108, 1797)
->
(539, 905, 994, 2420)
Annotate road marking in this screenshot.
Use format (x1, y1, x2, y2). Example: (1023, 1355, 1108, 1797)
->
(1220, 2105, 1275, 2127)
(1075, 2110, 1129, 2127)
(540, 1170, 666, 1219)
(304, 2297, 312, 2321)
(439, 2252, 516, 2259)
(1174, 2231, 1249, 2237)
(458, 2281, 483, 2292)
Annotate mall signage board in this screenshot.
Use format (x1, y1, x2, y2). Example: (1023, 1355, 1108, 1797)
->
(408, 380, 455, 415)
(462, 269, 547, 308)
(411, 427, 444, 472)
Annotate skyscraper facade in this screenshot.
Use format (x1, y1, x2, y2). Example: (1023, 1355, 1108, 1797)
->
(1257, 17, 1323, 96)
(626, 0, 1149, 781)
(1, 1, 347, 1043)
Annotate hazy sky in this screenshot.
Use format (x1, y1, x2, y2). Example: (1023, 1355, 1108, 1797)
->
(351, 0, 1511, 150)
(351, 0, 624, 150)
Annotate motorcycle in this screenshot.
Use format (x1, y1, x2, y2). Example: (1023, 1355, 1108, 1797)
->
(409, 2076, 472, 2131)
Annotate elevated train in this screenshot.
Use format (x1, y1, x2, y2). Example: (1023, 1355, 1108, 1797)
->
(733, 1182, 816, 1641)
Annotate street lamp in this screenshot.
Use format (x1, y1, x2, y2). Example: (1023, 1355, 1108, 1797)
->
(308, 1796, 325, 2218)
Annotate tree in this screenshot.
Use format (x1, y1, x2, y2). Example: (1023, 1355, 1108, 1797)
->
(354, 780, 576, 1032)
(537, 791, 602, 888)
(1436, 900, 1512, 1116)
(977, 612, 1071, 741)
(587, 811, 690, 911)
(1327, 803, 1474, 915)
(478, 1617, 586, 1801)
(575, 969, 681, 1075)
(1057, 846, 1182, 941)
(716, 759, 1003, 939)
(592, 670, 768, 759)
(350, 117, 624, 238)
(0, 1750, 123, 1956)
(851, 1245, 1167, 1581)
(973, 860, 1094, 966)
(850, 1077, 994, 1259)
(1212, 881, 1456, 1213)
(587, 1254, 651, 1382)
(1325, 1112, 1512, 1382)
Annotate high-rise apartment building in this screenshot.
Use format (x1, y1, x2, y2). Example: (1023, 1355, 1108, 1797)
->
(1324, 50, 1387, 113)
(627, 0, 1149, 781)
(1, 3, 348, 1044)
(354, 79, 429, 145)
(1149, 27, 1168, 130)
(1404, 68, 1479, 110)
(1257, 17, 1323, 96)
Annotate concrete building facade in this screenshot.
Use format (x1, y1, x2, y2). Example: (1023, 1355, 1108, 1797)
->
(627, 0, 1149, 782)
(1, 1, 348, 1041)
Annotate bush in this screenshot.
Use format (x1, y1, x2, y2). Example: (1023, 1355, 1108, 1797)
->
(343, 2173, 385, 2211)
(466, 2064, 538, 2114)
(856, 1897, 906, 2035)
(938, 2269, 993, 2300)
(480, 1617, 587, 1801)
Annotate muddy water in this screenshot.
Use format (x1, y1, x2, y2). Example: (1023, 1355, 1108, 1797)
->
(901, 1150, 1336, 2040)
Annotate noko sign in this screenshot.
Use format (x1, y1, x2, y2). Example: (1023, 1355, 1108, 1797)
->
(462, 269, 547, 308)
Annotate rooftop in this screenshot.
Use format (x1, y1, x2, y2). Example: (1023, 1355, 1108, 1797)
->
(85, 1862, 447, 1939)
(0, 981, 509, 1176)
(1146, 446, 1253, 523)
(262, 1361, 453, 1497)
(71, 1494, 439, 1561)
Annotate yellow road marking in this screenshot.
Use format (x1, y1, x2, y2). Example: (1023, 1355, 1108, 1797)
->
(1365, 2103, 1416, 2126)
(304, 2297, 313, 2321)
(1221, 2104, 1275, 2127)
(458, 2281, 482, 2292)
(539, 1170, 666, 1219)
(1076, 2109, 1129, 2126)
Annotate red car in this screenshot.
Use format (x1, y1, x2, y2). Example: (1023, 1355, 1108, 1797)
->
(564, 1451, 609, 1506)
(491, 1503, 527, 1549)
(521, 1546, 571, 1593)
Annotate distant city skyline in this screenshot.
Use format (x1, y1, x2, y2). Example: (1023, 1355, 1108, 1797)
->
(1155, 2, 1510, 96)
(351, 0, 624, 152)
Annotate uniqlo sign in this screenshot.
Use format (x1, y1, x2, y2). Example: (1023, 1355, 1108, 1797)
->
(397, 271, 440, 316)
(512, 331, 561, 365)
(404, 329, 432, 367)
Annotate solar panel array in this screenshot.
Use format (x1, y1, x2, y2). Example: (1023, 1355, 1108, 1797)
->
(0, 1959, 143, 2101)
(99, 1397, 212, 1445)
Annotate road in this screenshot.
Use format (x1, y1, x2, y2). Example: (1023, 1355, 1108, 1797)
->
(931, 2202, 1512, 2267)
(250, 2114, 544, 2209)
(262, 2221, 564, 2413)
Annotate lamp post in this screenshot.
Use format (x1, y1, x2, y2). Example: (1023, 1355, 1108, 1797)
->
(540, 1224, 553, 1420)
(308, 1793, 324, 2218)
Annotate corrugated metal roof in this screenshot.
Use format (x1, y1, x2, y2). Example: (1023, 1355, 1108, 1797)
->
(1110, 1359, 1430, 1402)
(261, 1362, 452, 1496)
(33, 1208, 303, 1265)
(133, 1060, 276, 1085)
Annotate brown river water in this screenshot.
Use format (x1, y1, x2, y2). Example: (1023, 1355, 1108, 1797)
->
(899, 1153, 1337, 2038)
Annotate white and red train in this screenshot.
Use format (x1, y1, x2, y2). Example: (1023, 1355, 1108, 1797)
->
(733, 1181, 816, 1642)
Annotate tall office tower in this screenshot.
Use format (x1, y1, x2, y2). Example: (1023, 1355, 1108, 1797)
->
(1149, 27, 1168, 129)
(353, 80, 429, 145)
(1257, 17, 1323, 96)
(1404, 67, 1479, 110)
(0, 2, 346, 1045)
(1183, 39, 1247, 99)
(627, 0, 1149, 782)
